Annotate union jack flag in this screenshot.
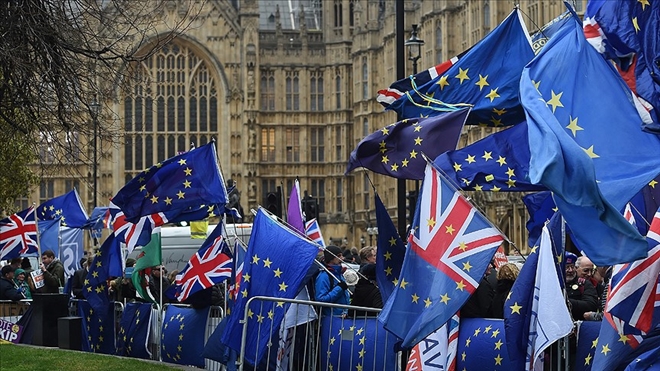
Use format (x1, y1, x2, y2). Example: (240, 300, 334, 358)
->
(174, 223, 232, 302)
(380, 163, 504, 347)
(228, 239, 246, 301)
(606, 206, 660, 333)
(109, 202, 166, 254)
(0, 206, 38, 260)
(304, 218, 326, 248)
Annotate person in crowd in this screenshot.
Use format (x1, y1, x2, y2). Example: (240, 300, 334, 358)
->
(9, 258, 22, 270)
(315, 245, 350, 316)
(0, 266, 25, 301)
(149, 265, 171, 304)
(462, 261, 497, 318)
(565, 252, 598, 321)
(576, 256, 605, 304)
(350, 263, 382, 316)
(167, 269, 179, 284)
(488, 263, 520, 318)
(359, 246, 377, 266)
(13, 268, 31, 300)
(40, 250, 65, 293)
(584, 265, 612, 321)
(111, 258, 137, 302)
(72, 256, 93, 299)
(19, 258, 35, 292)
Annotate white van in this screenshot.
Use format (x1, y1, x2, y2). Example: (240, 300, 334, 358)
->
(128, 223, 252, 273)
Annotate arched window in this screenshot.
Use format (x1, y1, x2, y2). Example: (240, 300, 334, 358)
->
(122, 41, 220, 178)
(483, 1, 491, 30)
(336, 75, 342, 110)
(436, 22, 443, 63)
(362, 57, 369, 100)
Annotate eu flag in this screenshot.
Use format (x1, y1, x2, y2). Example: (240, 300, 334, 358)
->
(456, 318, 520, 369)
(386, 8, 534, 126)
(573, 320, 601, 371)
(374, 194, 405, 302)
(37, 189, 88, 228)
(346, 108, 469, 180)
(521, 13, 660, 266)
(78, 300, 116, 354)
(37, 219, 60, 257)
(503, 213, 572, 370)
(433, 122, 546, 193)
(319, 316, 398, 371)
(83, 234, 123, 312)
(585, 0, 660, 132)
(378, 163, 504, 347)
(220, 208, 320, 366)
(84, 207, 109, 240)
(161, 305, 209, 368)
(117, 302, 153, 359)
(522, 191, 557, 247)
(111, 142, 228, 223)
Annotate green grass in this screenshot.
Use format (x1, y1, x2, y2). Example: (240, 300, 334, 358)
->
(0, 343, 180, 370)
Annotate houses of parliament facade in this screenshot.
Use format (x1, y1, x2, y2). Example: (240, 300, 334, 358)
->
(25, 0, 585, 254)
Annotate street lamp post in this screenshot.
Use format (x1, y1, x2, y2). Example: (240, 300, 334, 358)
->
(90, 96, 101, 210)
(405, 24, 425, 224)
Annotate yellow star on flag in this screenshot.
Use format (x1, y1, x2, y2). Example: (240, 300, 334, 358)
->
(601, 344, 611, 355)
(411, 293, 419, 303)
(546, 90, 564, 113)
(424, 297, 432, 307)
(440, 293, 451, 304)
(384, 251, 392, 260)
(566, 116, 583, 137)
(475, 74, 489, 90)
(496, 156, 506, 166)
(178, 159, 187, 165)
(414, 137, 422, 145)
(455, 67, 470, 84)
(410, 150, 418, 158)
(381, 155, 389, 164)
(437, 75, 450, 90)
(399, 278, 408, 289)
(278, 282, 288, 292)
(510, 302, 522, 314)
(453, 162, 462, 171)
(485, 88, 500, 102)
(263, 258, 272, 268)
(466, 154, 476, 163)
(445, 224, 455, 234)
(164, 197, 172, 205)
(176, 190, 185, 199)
(582, 145, 600, 159)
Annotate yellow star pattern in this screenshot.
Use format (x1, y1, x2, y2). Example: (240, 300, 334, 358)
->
(638, 0, 650, 10)
(399, 278, 408, 289)
(437, 75, 450, 90)
(601, 344, 611, 355)
(411, 293, 419, 303)
(510, 302, 522, 314)
(566, 116, 583, 137)
(440, 293, 451, 304)
(263, 258, 272, 268)
(456, 280, 466, 291)
(278, 282, 288, 292)
(410, 150, 418, 158)
(466, 154, 476, 164)
(453, 162, 462, 172)
(546, 90, 564, 113)
(582, 145, 600, 159)
(445, 224, 455, 234)
(485, 88, 500, 102)
(424, 297, 432, 308)
(475, 74, 489, 90)
(273, 268, 282, 278)
(455, 68, 470, 84)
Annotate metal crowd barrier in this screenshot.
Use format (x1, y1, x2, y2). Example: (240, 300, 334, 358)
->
(0, 299, 31, 323)
(238, 296, 397, 371)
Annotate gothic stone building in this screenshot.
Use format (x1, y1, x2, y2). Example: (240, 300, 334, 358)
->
(25, 0, 584, 253)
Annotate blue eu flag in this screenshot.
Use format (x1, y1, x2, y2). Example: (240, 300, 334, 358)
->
(572, 321, 601, 371)
(456, 318, 520, 369)
(37, 189, 89, 228)
(374, 194, 405, 302)
(83, 234, 123, 313)
(434, 122, 547, 193)
(347, 109, 469, 180)
(220, 208, 320, 366)
(319, 316, 398, 371)
(521, 13, 660, 266)
(522, 191, 557, 247)
(112, 142, 228, 222)
(117, 302, 152, 359)
(161, 305, 209, 368)
(387, 8, 534, 126)
(78, 300, 116, 354)
(37, 219, 60, 256)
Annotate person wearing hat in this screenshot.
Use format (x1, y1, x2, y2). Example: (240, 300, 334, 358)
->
(314, 245, 350, 316)
(564, 252, 598, 321)
(0, 266, 25, 301)
(350, 263, 382, 317)
(13, 268, 32, 299)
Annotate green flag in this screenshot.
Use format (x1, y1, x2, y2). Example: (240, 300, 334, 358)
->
(131, 230, 162, 305)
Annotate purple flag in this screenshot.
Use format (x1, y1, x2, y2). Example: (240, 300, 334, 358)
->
(287, 179, 305, 234)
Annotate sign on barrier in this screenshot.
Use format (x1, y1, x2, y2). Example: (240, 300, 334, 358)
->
(0, 318, 23, 344)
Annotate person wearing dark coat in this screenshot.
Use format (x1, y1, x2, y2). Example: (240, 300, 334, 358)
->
(565, 253, 598, 321)
(0, 266, 25, 301)
(462, 262, 497, 318)
(72, 256, 94, 299)
(488, 263, 520, 318)
(350, 264, 382, 317)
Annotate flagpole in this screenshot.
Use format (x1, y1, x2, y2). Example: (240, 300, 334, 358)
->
(33, 203, 42, 266)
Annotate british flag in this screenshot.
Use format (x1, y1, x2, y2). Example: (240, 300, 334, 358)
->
(174, 223, 233, 302)
(0, 206, 38, 260)
(304, 218, 326, 248)
(108, 202, 166, 254)
(605, 206, 660, 333)
(228, 239, 246, 301)
(380, 163, 504, 347)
